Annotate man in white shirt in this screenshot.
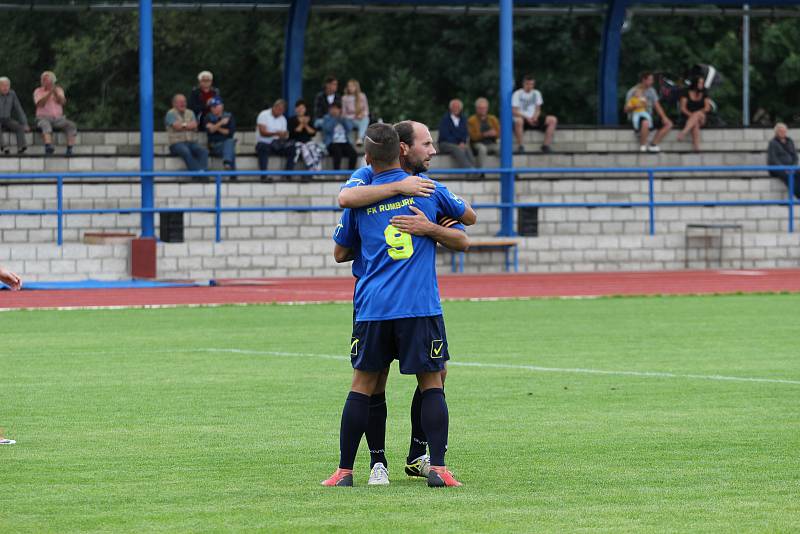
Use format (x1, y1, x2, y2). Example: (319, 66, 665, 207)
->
(511, 74, 558, 153)
(255, 99, 296, 180)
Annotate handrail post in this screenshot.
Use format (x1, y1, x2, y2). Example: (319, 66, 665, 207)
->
(789, 171, 795, 234)
(57, 175, 64, 246)
(215, 174, 222, 243)
(647, 170, 655, 236)
(139, 0, 155, 238)
(498, 0, 515, 237)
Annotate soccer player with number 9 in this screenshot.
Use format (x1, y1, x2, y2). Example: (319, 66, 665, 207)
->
(324, 122, 468, 487)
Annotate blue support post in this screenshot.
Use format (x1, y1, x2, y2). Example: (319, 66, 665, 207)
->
(57, 175, 63, 246)
(139, 0, 155, 237)
(789, 171, 795, 234)
(215, 174, 222, 242)
(647, 170, 655, 235)
(498, 0, 515, 236)
(598, 0, 627, 125)
(283, 0, 311, 117)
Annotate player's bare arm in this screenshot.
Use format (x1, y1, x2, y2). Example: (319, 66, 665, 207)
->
(390, 206, 469, 252)
(333, 244, 354, 263)
(459, 202, 477, 225)
(0, 266, 22, 290)
(337, 176, 436, 208)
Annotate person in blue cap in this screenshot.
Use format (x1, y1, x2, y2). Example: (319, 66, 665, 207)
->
(204, 97, 237, 174)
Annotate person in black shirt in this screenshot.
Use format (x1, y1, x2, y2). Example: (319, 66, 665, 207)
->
(313, 75, 341, 127)
(188, 71, 220, 132)
(677, 77, 711, 152)
(288, 99, 325, 176)
(767, 122, 799, 198)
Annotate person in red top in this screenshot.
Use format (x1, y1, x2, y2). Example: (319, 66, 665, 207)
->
(188, 70, 220, 132)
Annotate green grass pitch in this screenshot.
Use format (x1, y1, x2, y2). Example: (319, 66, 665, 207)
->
(1, 294, 799, 532)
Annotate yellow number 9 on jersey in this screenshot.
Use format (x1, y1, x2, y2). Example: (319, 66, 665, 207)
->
(384, 224, 414, 260)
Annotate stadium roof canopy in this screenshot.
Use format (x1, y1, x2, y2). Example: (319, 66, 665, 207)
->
(6, 0, 795, 238)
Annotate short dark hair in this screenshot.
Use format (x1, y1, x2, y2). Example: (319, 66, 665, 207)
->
(365, 123, 400, 166)
(523, 73, 535, 83)
(639, 71, 653, 82)
(324, 75, 337, 84)
(294, 99, 306, 108)
(329, 101, 341, 110)
(393, 120, 415, 146)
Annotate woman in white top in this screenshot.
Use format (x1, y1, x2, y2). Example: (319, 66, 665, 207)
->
(341, 79, 370, 146)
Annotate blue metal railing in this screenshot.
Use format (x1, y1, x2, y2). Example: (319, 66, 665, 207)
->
(0, 165, 796, 245)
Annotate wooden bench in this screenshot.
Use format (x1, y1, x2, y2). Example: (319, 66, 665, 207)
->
(450, 239, 519, 273)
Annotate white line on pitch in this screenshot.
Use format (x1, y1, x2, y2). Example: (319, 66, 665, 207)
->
(201, 348, 800, 386)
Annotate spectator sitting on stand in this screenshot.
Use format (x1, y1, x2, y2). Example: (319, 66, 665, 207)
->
(288, 99, 325, 178)
(321, 102, 357, 170)
(0, 76, 30, 155)
(255, 98, 296, 181)
(677, 76, 712, 152)
(33, 71, 77, 156)
(165, 93, 208, 176)
(467, 97, 501, 172)
(438, 98, 476, 173)
(313, 75, 341, 128)
(204, 96, 237, 173)
(767, 122, 799, 199)
(512, 74, 557, 153)
(341, 79, 370, 146)
(624, 71, 673, 153)
(188, 71, 220, 131)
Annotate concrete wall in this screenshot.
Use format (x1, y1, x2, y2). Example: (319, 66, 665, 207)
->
(4, 232, 799, 282)
(0, 176, 796, 244)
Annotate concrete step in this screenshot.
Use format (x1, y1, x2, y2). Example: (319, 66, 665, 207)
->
(0, 150, 775, 176)
(2, 128, 783, 156)
(431, 151, 772, 177)
(0, 155, 366, 174)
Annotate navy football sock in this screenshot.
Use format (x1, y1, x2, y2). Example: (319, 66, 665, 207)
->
(339, 391, 370, 470)
(407, 386, 428, 462)
(420, 388, 449, 467)
(365, 392, 388, 468)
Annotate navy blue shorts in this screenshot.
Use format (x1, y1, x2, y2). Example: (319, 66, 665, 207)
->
(350, 315, 449, 375)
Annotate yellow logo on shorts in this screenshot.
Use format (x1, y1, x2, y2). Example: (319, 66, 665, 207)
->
(350, 338, 359, 356)
(430, 339, 444, 359)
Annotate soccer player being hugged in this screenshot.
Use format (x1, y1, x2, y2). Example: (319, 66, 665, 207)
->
(0, 264, 21, 445)
(335, 121, 476, 485)
(323, 122, 470, 488)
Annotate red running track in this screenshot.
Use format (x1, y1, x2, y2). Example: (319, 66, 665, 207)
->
(1, 269, 799, 310)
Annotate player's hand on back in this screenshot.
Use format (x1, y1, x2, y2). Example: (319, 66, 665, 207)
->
(390, 206, 435, 236)
(0, 267, 22, 291)
(397, 176, 435, 197)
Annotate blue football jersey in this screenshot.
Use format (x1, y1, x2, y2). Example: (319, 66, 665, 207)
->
(341, 165, 375, 191)
(338, 166, 375, 279)
(334, 167, 467, 321)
